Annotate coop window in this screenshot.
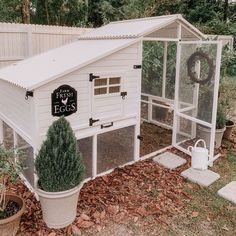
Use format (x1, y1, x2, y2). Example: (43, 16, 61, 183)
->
(94, 77, 121, 95)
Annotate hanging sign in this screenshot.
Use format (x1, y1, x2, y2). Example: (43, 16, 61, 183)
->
(51, 85, 77, 117)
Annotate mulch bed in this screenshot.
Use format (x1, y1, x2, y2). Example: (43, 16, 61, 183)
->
(140, 122, 172, 156)
(11, 149, 191, 236)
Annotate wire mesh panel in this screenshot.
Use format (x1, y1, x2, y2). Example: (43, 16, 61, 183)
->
(16, 134, 34, 186)
(142, 41, 164, 97)
(173, 41, 222, 158)
(97, 126, 135, 174)
(166, 42, 177, 100)
(3, 122, 14, 149)
(77, 137, 93, 178)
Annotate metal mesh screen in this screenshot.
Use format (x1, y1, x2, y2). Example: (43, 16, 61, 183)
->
(97, 126, 135, 174)
(178, 43, 218, 123)
(174, 42, 221, 157)
(77, 137, 93, 178)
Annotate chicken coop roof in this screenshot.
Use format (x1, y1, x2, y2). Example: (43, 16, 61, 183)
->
(0, 14, 205, 90)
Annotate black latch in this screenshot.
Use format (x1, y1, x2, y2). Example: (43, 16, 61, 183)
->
(120, 91, 127, 99)
(137, 135, 143, 141)
(89, 118, 100, 126)
(101, 122, 113, 129)
(89, 73, 100, 82)
(133, 65, 142, 69)
(25, 90, 33, 100)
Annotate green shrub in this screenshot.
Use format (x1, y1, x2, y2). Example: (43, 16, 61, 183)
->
(216, 107, 226, 129)
(35, 117, 85, 192)
(0, 145, 24, 217)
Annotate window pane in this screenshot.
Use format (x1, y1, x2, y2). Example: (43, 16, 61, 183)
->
(109, 77, 120, 85)
(95, 78, 107, 86)
(95, 87, 107, 95)
(109, 86, 120, 94)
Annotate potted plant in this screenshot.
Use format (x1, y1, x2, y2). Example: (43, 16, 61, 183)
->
(197, 108, 226, 149)
(35, 117, 85, 229)
(0, 145, 25, 236)
(220, 47, 236, 139)
(218, 78, 236, 139)
(197, 84, 226, 149)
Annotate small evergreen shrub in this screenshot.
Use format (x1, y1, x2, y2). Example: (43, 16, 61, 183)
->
(35, 117, 84, 192)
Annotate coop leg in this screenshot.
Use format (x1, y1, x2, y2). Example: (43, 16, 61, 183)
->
(0, 119, 3, 145)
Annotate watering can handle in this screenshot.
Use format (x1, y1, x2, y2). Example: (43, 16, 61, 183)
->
(194, 139, 207, 148)
(187, 146, 193, 153)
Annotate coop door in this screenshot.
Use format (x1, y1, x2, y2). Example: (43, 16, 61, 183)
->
(172, 41, 222, 159)
(90, 72, 126, 125)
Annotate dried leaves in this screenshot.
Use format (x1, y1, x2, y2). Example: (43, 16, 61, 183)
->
(12, 152, 190, 235)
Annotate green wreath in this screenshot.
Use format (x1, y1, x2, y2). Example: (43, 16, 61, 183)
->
(187, 51, 214, 85)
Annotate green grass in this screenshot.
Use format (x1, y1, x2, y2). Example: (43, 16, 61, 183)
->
(153, 137, 236, 235)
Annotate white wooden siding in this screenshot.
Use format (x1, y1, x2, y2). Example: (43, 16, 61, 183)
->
(0, 23, 92, 69)
(35, 42, 141, 142)
(0, 80, 34, 145)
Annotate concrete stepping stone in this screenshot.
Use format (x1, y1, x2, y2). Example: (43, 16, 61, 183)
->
(181, 168, 220, 187)
(153, 152, 187, 170)
(218, 181, 236, 204)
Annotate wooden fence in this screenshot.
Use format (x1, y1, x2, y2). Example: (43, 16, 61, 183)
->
(0, 22, 92, 68)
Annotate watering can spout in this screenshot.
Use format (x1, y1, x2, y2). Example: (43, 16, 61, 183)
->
(188, 139, 209, 170)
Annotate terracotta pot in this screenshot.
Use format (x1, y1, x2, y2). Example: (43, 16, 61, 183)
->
(0, 194, 25, 236)
(223, 120, 235, 139)
(36, 183, 83, 229)
(197, 126, 226, 149)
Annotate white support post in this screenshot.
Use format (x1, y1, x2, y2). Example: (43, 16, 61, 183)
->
(191, 60, 200, 138)
(135, 41, 142, 160)
(209, 41, 223, 165)
(147, 96, 152, 122)
(92, 135, 97, 178)
(13, 131, 18, 156)
(0, 119, 3, 145)
(134, 124, 140, 161)
(162, 42, 168, 98)
(172, 23, 182, 147)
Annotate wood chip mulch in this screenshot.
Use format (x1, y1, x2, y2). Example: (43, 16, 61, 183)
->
(9, 151, 192, 235)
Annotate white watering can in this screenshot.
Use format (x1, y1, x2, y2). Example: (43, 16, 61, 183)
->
(188, 139, 209, 170)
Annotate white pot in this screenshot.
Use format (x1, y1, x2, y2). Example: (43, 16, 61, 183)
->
(36, 183, 83, 229)
(197, 126, 226, 149)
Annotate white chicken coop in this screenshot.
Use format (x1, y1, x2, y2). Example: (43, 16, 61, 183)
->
(0, 14, 222, 189)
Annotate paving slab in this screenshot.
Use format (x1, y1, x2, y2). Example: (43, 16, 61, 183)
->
(181, 168, 220, 187)
(153, 152, 187, 170)
(218, 181, 236, 204)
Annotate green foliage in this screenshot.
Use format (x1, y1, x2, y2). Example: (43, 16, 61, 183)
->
(0, 0, 22, 23)
(0, 145, 24, 213)
(216, 106, 226, 129)
(35, 117, 85, 192)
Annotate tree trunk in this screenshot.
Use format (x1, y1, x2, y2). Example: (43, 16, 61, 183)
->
(21, 0, 30, 24)
(223, 0, 229, 22)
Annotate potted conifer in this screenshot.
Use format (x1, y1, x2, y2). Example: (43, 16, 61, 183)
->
(0, 145, 25, 236)
(35, 117, 85, 229)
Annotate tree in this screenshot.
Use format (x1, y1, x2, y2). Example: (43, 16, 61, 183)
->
(21, 0, 30, 23)
(34, 0, 88, 26)
(35, 117, 85, 192)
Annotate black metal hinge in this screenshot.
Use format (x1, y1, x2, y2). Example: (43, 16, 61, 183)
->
(89, 73, 100, 82)
(120, 91, 127, 99)
(89, 118, 100, 126)
(137, 135, 143, 141)
(25, 90, 33, 100)
(133, 65, 142, 69)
